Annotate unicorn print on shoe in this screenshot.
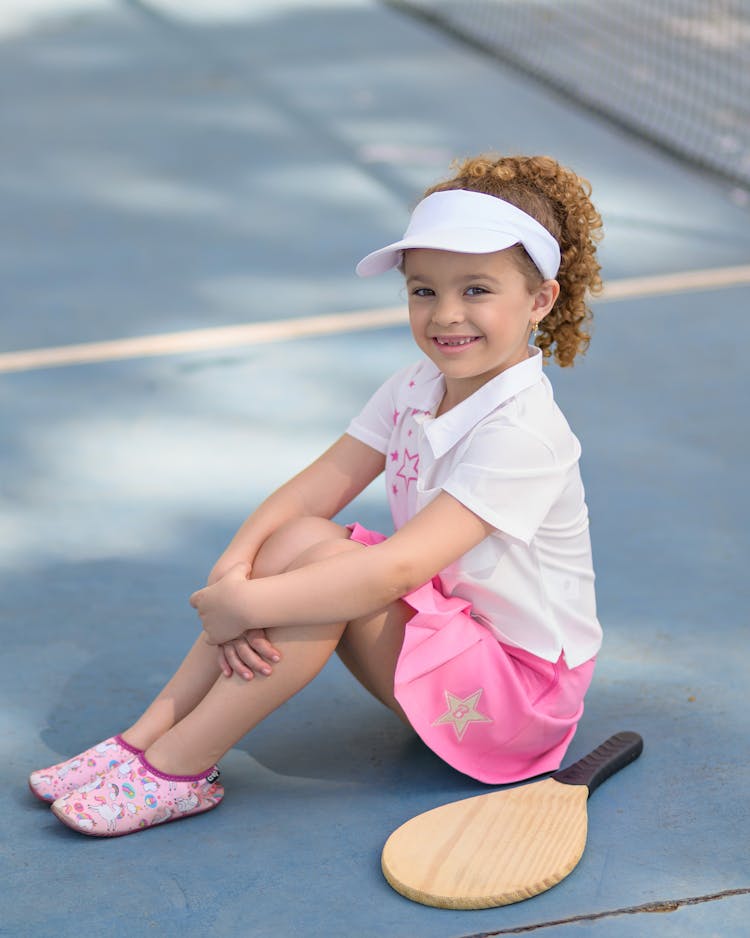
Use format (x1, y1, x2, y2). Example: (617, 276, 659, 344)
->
(28, 735, 143, 803)
(51, 753, 224, 837)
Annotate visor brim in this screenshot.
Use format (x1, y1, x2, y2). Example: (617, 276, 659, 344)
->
(356, 229, 521, 277)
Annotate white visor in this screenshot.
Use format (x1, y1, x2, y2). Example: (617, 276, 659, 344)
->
(356, 189, 560, 280)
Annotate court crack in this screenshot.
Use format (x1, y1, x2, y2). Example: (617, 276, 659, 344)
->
(460, 887, 750, 936)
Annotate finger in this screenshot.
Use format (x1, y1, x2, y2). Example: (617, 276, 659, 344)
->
(222, 643, 255, 681)
(189, 589, 202, 609)
(234, 637, 273, 676)
(245, 631, 281, 664)
(217, 646, 233, 678)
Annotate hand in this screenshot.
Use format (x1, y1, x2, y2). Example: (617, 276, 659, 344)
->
(190, 562, 255, 645)
(217, 629, 282, 681)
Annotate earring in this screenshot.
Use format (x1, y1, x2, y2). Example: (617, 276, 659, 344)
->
(530, 321, 539, 338)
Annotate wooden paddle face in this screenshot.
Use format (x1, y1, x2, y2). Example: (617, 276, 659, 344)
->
(381, 778, 589, 910)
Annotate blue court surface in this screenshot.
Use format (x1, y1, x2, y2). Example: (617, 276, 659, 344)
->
(1, 2, 748, 936)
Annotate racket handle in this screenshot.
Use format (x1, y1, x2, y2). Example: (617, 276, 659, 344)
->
(553, 731, 643, 797)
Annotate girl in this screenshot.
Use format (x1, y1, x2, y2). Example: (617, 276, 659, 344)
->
(30, 153, 604, 837)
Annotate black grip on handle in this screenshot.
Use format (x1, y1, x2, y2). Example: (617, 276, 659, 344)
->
(552, 731, 643, 797)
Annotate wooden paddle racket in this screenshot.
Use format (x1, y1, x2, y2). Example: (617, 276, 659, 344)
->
(381, 730, 643, 909)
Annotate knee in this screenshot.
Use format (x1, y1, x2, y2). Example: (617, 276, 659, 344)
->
(286, 534, 362, 572)
(252, 517, 352, 579)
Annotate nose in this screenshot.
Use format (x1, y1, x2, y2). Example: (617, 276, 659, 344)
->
(431, 296, 466, 327)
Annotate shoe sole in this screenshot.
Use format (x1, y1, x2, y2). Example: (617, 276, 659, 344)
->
(50, 791, 224, 837)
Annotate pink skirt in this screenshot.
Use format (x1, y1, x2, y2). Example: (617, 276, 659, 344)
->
(348, 523, 596, 784)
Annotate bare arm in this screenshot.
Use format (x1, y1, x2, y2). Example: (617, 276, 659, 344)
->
(208, 433, 385, 584)
(207, 433, 384, 679)
(191, 491, 494, 644)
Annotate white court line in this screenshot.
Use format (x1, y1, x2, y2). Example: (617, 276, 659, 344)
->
(2, 264, 749, 374)
(0, 308, 407, 375)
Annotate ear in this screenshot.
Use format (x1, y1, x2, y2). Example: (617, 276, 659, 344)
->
(531, 279, 560, 322)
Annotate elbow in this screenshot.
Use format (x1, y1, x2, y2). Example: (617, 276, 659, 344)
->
(379, 552, 427, 602)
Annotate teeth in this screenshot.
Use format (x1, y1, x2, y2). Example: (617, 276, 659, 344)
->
(436, 337, 476, 346)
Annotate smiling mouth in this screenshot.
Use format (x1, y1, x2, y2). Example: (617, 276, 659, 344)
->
(432, 336, 481, 347)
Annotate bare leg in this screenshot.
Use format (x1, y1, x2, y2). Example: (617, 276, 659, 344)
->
(336, 602, 413, 725)
(122, 633, 223, 750)
(130, 517, 415, 776)
(146, 600, 416, 774)
(145, 530, 362, 774)
(123, 518, 353, 751)
(145, 618, 348, 774)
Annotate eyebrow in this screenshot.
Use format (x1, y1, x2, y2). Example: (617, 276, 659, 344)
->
(406, 272, 502, 285)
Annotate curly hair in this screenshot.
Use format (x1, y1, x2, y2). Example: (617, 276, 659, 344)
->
(422, 154, 603, 367)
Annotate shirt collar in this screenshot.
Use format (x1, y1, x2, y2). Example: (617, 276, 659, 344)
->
(407, 347, 544, 458)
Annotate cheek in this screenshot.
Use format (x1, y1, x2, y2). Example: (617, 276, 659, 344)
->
(407, 318, 425, 348)
(408, 307, 430, 335)
(480, 307, 529, 339)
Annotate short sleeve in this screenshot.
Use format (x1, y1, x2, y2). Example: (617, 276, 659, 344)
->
(345, 364, 414, 454)
(441, 424, 580, 545)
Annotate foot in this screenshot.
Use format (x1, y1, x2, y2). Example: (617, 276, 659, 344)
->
(28, 735, 143, 803)
(50, 754, 224, 836)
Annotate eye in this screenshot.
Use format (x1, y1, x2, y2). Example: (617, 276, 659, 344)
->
(411, 287, 435, 297)
(465, 286, 489, 296)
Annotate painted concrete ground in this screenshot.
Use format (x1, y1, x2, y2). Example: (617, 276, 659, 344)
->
(1, 2, 748, 936)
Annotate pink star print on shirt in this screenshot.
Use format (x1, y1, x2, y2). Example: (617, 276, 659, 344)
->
(396, 449, 419, 490)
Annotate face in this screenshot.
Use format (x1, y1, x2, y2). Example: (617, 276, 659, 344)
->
(403, 248, 559, 407)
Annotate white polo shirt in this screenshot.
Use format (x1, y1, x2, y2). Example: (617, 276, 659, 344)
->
(346, 348, 602, 668)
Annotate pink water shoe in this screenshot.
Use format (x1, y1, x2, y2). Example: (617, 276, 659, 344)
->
(51, 753, 224, 836)
(28, 735, 143, 803)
